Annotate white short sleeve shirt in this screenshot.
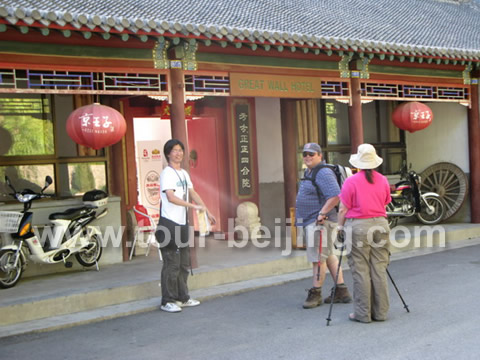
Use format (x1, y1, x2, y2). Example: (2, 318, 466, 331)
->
(160, 166, 193, 225)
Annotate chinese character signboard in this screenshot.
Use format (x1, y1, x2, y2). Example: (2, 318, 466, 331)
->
(234, 102, 253, 196)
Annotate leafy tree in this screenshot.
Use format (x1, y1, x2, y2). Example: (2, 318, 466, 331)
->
(71, 164, 95, 195)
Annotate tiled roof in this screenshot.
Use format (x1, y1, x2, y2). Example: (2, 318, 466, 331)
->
(1, 0, 480, 60)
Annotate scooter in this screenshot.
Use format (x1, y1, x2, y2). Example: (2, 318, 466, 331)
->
(0, 175, 107, 289)
(387, 164, 445, 228)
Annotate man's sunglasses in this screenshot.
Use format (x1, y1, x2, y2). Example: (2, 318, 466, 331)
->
(303, 152, 316, 157)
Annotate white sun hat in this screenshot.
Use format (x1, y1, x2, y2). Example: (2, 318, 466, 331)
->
(349, 143, 383, 170)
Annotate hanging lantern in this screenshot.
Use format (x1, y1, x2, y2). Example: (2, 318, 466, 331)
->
(392, 102, 433, 133)
(66, 103, 127, 150)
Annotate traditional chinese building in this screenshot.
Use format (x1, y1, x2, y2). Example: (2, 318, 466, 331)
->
(1, 0, 480, 269)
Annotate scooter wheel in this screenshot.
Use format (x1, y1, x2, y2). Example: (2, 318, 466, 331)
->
(0, 249, 23, 289)
(75, 234, 102, 267)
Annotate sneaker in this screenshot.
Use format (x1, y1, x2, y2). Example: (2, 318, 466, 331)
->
(303, 287, 322, 309)
(324, 285, 352, 304)
(176, 298, 201, 307)
(160, 302, 182, 313)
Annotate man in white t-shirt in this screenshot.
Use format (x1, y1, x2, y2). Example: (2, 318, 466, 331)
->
(159, 139, 216, 313)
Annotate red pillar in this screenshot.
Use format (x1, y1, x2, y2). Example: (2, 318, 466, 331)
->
(468, 81, 480, 223)
(348, 64, 364, 153)
(281, 99, 298, 217)
(169, 67, 189, 167)
(168, 67, 197, 266)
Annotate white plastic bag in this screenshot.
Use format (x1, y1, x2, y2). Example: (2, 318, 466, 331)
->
(196, 210, 211, 236)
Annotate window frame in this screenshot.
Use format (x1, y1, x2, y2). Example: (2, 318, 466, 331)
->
(0, 93, 110, 200)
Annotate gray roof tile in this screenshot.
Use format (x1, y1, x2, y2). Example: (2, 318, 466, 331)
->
(2, 0, 480, 59)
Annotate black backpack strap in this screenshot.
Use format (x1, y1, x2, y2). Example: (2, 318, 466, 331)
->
(304, 164, 327, 201)
(304, 164, 340, 202)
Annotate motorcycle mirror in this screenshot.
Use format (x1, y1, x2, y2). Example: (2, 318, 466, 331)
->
(5, 176, 16, 192)
(41, 176, 53, 192)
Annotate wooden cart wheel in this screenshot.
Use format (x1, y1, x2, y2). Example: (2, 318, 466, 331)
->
(420, 162, 468, 220)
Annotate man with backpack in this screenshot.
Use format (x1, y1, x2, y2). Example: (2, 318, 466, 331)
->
(295, 142, 352, 309)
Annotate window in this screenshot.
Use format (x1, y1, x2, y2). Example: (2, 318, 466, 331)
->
(325, 100, 350, 145)
(0, 95, 54, 156)
(294, 99, 405, 174)
(0, 94, 108, 201)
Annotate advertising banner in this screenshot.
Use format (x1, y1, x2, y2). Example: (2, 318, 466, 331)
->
(136, 140, 168, 221)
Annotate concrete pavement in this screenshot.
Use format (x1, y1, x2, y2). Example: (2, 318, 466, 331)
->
(1, 223, 480, 338)
(1, 242, 480, 360)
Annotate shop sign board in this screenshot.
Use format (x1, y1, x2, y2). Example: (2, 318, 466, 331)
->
(230, 73, 324, 98)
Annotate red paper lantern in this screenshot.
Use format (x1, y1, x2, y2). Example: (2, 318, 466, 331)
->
(392, 102, 433, 133)
(66, 103, 127, 150)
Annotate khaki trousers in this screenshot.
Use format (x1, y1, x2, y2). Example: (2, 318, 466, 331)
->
(346, 217, 390, 322)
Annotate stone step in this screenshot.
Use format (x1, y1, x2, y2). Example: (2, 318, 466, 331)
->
(0, 251, 309, 327)
(0, 270, 312, 339)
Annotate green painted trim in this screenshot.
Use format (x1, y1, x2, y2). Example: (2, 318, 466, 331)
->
(197, 52, 339, 70)
(369, 64, 463, 79)
(0, 41, 153, 60)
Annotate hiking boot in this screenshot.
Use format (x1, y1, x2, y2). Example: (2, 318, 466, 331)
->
(324, 284, 352, 304)
(303, 287, 322, 309)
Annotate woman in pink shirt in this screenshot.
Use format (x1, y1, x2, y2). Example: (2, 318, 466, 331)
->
(338, 144, 392, 323)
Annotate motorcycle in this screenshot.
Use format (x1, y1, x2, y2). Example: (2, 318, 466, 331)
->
(387, 164, 445, 228)
(0, 175, 107, 289)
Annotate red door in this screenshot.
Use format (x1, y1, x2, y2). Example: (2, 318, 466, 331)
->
(187, 117, 221, 232)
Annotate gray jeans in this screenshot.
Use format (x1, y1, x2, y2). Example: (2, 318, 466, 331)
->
(160, 246, 191, 305)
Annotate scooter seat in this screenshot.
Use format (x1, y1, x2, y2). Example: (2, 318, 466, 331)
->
(49, 207, 92, 221)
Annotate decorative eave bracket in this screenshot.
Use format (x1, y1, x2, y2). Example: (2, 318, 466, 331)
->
(153, 39, 170, 69)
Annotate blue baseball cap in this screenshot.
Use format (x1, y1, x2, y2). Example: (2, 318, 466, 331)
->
(303, 143, 322, 154)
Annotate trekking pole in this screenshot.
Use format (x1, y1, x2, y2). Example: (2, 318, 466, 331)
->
(326, 234, 345, 326)
(386, 268, 410, 313)
(316, 229, 322, 282)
